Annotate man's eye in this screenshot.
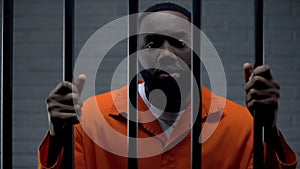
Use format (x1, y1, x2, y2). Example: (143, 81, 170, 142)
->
(145, 42, 155, 48)
(145, 40, 162, 49)
(170, 39, 187, 48)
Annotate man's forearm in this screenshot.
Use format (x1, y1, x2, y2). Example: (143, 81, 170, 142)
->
(46, 135, 64, 167)
(264, 126, 286, 163)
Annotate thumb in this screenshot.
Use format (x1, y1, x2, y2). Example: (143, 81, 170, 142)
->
(243, 62, 253, 83)
(74, 74, 86, 95)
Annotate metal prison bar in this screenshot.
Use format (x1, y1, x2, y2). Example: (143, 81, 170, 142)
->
(0, 1, 265, 169)
(63, 0, 75, 168)
(1, 0, 14, 168)
(127, 1, 204, 169)
(128, 0, 139, 169)
(191, 0, 202, 169)
(253, 0, 264, 169)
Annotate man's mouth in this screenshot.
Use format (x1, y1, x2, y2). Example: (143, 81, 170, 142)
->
(159, 72, 180, 79)
(156, 65, 182, 80)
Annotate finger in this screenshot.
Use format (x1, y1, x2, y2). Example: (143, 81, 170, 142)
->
(246, 97, 278, 127)
(51, 112, 79, 129)
(47, 93, 81, 105)
(252, 64, 273, 80)
(47, 102, 82, 113)
(244, 76, 280, 92)
(74, 74, 86, 95)
(247, 97, 278, 112)
(50, 81, 78, 95)
(246, 88, 280, 103)
(243, 62, 253, 83)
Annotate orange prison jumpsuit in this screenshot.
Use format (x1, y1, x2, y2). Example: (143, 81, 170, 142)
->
(38, 86, 297, 169)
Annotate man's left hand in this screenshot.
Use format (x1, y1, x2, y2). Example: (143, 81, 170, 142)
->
(243, 63, 280, 129)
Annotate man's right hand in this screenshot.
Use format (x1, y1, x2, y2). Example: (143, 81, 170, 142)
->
(46, 74, 86, 136)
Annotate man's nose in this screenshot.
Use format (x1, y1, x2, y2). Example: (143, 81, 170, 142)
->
(157, 41, 177, 66)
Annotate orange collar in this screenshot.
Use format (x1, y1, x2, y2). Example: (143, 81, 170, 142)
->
(108, 85, 225, 121)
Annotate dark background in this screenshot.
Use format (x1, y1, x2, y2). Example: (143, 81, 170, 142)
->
(0, 0, 299, 168)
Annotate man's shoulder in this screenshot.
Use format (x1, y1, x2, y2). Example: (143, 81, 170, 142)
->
(82, 86, 128, 115)
(202, 86, 252, 123)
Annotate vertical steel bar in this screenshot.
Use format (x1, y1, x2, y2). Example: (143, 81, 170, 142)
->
(254, 0, 264, 168)
(1, 0, 13, 168)
(63, 0, 74, 168)
(128, 0, 139, 169)
(192, 0, 202, 169)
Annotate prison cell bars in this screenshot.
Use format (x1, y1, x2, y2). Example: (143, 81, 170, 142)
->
(253, 0, 264, 169)
(0, 0, 266, 168)
(1, 0, 14, 168)
(63, 0, 75, 168)
(191, 0, 202, 169)
(128, 0, 139, 169)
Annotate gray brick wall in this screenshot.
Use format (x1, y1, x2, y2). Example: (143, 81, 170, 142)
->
(0, 0, 299, 168)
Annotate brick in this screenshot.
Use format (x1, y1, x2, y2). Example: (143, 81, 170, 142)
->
(14, 43, 62, 58)
(276, 72, 300, 85)
(222, 43, 254, 57)
(13, 154, 37, 168)
(13, 140, 41, 154)
(14, 114, 48, 128)
(277, 114, 293, 127)
(294, 30, 300, 41)
(266, 55, 295, 71)
(13, 126, 47, 141)
(202, 30, 250, 43)
(295, 86, 300, 99)
(292, 114, 300, 127)
(264, 2, 292, 16)
(202, 16, 227, 30)
(290, 142, 300, 155)
(269, 43, 300, 55)
(292, 2, 300, 16)
(14, 16, 62, 30)
(269, 16, 300, 29)
(295, 56, 300, 71)
(265, 30, 294, 43)
(14, 1, 61, 17)
(14, 29, 62, 43)
(226, 16, 254, 29)
(3, 0, 300, 168)
(13, 99, 49, 115)
(202, 1, 252, 16)
(279, 100, 300, 113)
(280, 127, 300, 141)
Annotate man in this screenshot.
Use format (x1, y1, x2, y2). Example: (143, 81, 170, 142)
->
(38, 3, 297, 169)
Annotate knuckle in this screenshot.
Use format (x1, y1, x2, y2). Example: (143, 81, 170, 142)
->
(252, 76, 260, 83)
(72, 93, 79, 99)
(47, 106, 53, 113)
(50, 111, 60, 119)
(247, 100, 254, 108)
(46, 97, 52, 103)
(275, 83, 280, 89)
(249, 88, 256, 95)
(264, 64, 270, 71)
(74, 104, 81, 110)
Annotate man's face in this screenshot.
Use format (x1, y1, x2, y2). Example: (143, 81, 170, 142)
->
(139, 10, 191, 74)
(138, 11, 192, 111)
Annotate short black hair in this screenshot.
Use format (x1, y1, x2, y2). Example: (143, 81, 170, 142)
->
(139, 2, 191, 23)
